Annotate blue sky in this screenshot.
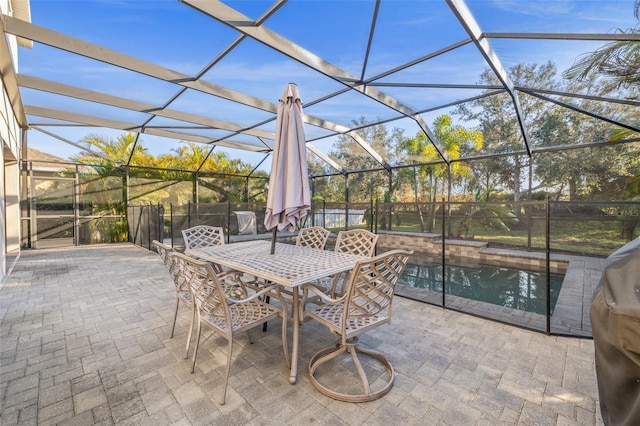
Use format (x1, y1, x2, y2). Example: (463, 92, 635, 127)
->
(18, 0, 639, 170)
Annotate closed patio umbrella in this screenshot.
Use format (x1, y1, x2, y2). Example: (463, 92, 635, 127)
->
(264, 83, 310, 254)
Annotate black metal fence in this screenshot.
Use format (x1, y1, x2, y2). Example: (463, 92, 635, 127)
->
(128, 199, 639, 338)
(20, 160, 639, 338)
(127, 204, 164, 250)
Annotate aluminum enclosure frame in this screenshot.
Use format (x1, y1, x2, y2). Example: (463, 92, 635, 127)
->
(0, 0, 637, 179)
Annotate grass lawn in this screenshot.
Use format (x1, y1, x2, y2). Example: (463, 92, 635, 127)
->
(385, 217, 632, 258)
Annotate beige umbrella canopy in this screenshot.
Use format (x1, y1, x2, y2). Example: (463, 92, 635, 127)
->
(264, 83, 310, 252)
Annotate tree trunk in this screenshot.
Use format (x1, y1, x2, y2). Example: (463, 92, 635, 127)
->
(513, 156, 524, 219)
(485, 174, 491, 202)
(428, 176, 438, 232)
(569, 179, 578, 201)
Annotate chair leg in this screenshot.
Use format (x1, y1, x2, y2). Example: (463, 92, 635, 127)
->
(280, 313, 290, 366)
(349, 343, 370, 396)
(309, 343, 347, 377)
(307, 337, 395, 403)
(190, 320, 202, 374)
(171, 295, 180, 338)
(353, 345, 395, 398)
(184, 307, 196, 359)
(221, 338, 233, 405)
(262, 295, 270, 332)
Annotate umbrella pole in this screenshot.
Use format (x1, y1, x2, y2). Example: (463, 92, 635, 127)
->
(270, 226, 277, 254)
(270, 213, 283, 254)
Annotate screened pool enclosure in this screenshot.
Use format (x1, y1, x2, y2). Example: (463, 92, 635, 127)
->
(3, 0, 640, 337)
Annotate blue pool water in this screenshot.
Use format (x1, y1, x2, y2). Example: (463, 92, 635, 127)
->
(400, 261, 564, 315)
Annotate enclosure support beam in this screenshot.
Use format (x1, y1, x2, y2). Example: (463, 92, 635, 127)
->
(181, 0, 449, 165)
(447, 0, 532, 157)
(525, 91, 640, 134)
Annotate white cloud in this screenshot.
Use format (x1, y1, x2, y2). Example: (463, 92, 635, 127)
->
(491, 0, 573, 16)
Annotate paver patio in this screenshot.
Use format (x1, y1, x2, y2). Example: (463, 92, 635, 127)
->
(0, 244, 603, 425)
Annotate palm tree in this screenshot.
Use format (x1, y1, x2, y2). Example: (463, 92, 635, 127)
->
(69, 133, 152, 242)
(68, 134, 269, 240)
(563, 1, 640, 198)
(563, 1, 640, 94)
(71, 132, 153, 171)
(402, 115, 483, 200)
(432, 115, 484, 192)
(161, 142, 265, 202)
(401, 114, 483, 231)
(453, 189, 518, 238)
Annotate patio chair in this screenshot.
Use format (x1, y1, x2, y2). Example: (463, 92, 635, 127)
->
(152, 240, 186, 338)
(296, 226, 331, 250)
(182, 225, 225, 249)
(181, 225, 230, 276)
(309, 229, 380, 303)
(152, 239, 175, 272)
(334, 229, 379, 257)
(173, 252, 289, 405)
(302, 249, 412, 402)
(152, 240, 247, 356)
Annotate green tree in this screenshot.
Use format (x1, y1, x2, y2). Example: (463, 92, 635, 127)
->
(563, 1, 640, 198)
(455, 62, 639, 204)
(400, 114, 483, 231)
(306, 152, 341, 202)
(69, 133, 152, 242)
(72, 136, 266, 204)
(72, 132, 154, 171)
(402, 115, 483, 201)
(466, 157, 510, 202)
(158, 142, 266, 203)
(532, 71, 640, 201)
(456, 63, 561, 211)
(329, 117, 403, 203)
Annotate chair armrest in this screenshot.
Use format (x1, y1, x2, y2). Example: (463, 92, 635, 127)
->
(301, 283, 347, 304)
(226, 284, 280, 305)
(220, 272, 250, 296)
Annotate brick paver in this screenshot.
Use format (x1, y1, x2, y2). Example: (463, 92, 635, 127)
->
(0, 244, 603, 425)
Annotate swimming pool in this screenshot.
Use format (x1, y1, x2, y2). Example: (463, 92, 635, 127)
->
(399, 260, 565, 315)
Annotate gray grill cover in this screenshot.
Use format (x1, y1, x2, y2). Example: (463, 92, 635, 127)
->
(590, 237, 640, 425)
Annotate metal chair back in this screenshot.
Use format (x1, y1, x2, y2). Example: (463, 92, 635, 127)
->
(334, 229, 378, 257)
(181, 225, 225, 249)
(296, 226, 330, 250)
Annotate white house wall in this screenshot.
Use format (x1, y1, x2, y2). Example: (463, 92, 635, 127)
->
(1, 0, 27, 282)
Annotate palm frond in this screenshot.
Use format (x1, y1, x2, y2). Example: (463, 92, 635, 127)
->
(608, 128, 637, 141)
(563, 29, 640, 88)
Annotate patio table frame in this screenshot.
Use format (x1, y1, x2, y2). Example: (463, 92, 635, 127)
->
(185, 239, 365, 384)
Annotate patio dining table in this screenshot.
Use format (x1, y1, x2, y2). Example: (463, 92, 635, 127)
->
(185, 239, 366, 384)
